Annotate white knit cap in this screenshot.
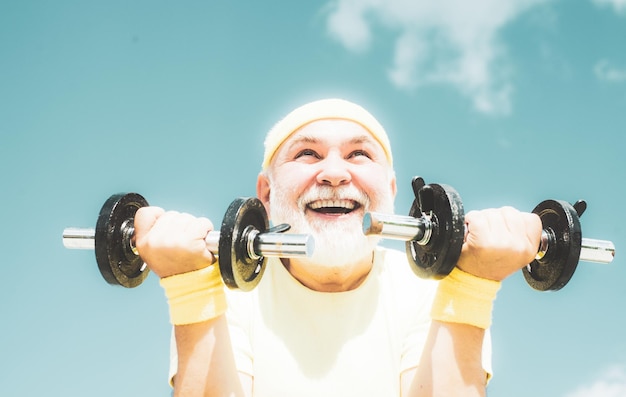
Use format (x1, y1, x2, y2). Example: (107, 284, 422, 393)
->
(261, 98, 393, 170)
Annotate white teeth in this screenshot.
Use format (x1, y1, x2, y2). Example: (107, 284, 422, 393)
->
(309, 199, 356, 210)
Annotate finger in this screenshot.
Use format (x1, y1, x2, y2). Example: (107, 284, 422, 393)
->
(464, 209, 500, 248)
(197, 217, 217, 264)
(498, 207, 542, 264)
(134, 206, 166, 239)
(464, 209, 487, 236)
(184, 216, 215, 239)
(523, 212, 543, 255)
(500, 206, 525, 237)
(185, 216, 217, 264)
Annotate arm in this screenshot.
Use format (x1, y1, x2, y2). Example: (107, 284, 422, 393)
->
(402, 322, 487, 397)
(174, 316, 251, 397)
(134, 207, 253, 397)
(402, 207, 542, 397)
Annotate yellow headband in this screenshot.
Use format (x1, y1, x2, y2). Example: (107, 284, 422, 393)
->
(262, 98, 393, 170)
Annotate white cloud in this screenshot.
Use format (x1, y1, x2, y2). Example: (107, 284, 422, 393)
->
(594, 59, 626, 82)
(564, 365, 626, 397)
(592, 0, 626, 14)
(323, 0, 550, 115)
(325, 0, 374, 52)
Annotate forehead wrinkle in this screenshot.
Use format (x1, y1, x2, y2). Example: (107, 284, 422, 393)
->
(285, 132, 379, 149)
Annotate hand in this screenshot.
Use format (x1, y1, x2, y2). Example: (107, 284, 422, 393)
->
(134, 207, 216, 278)
(456, 206, 542, 281)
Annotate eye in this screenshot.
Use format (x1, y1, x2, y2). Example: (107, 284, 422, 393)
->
(348, 149, 371, 159)
(295, 149, 321, 160)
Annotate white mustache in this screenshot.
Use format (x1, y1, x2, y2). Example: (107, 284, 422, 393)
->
(297, 185, 370, 212)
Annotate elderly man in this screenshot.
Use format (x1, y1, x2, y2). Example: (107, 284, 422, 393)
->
(134, 99, 541, 396)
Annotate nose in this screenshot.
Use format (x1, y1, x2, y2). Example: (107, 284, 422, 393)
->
(316, 152, 351, 186)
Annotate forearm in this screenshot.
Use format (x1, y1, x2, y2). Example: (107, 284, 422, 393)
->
(408, 321, 487, 397)
(174, 315, 245, 397)
(405, 267, 498, 397)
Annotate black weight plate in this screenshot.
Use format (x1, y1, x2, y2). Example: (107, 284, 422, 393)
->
(406, 178, 465, 279)
(219, 197, 268, 291)
(95, 193, 149, 288)
(523, 200, 582, 291)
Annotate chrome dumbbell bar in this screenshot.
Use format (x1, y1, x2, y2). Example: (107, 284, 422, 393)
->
(363, 212, 615, 265)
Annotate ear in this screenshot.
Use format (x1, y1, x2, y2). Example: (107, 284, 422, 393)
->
(257, 172, 271, 216)
(390, 173, 397, 199)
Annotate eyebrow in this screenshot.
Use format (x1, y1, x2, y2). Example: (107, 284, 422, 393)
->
(285, 134, 377, 150)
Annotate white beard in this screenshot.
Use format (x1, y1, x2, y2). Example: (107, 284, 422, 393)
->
(269, 183, 395, 268)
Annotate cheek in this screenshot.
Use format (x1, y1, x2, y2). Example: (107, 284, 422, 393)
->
(277, 164, 316, 185)
(270, 165, 314, 199)
(356, 166, 391, 191)
(355, 167, 395, 208)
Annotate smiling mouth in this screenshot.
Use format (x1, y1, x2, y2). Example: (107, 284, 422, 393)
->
(307, 199, 361, 215)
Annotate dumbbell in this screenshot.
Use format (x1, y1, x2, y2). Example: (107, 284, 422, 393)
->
(63, 193, 314, 291)
(363, 177, 615, 291)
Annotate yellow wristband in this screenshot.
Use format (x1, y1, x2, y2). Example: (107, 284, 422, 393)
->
(431, 267, 502, 329)
(159, 264, 227, 325)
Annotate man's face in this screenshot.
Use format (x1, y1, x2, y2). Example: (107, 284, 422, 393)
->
(259, 119, 396, 268)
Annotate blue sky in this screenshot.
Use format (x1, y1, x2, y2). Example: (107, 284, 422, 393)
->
(1, 1, 625, 396)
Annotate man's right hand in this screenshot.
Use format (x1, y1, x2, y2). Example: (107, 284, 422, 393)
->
(134, 207, 216, 279)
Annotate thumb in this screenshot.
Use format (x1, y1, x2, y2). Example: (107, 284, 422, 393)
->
(134, 206, 166, 240)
